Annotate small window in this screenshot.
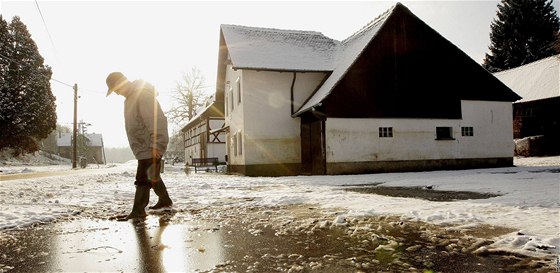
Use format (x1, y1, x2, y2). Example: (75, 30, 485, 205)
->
(236, 77, 241, 105)
(461, 126, 474, 137)
(436, 127, 454, 140)
(229, 86, 234, 112)
(224, 82, 230, 116)
(232, 133, 237, 156)
(379, 127, 393, 138)
(237, 131, 243, 156)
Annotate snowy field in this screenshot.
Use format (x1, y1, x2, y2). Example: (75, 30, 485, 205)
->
(0, 156, 558, 260)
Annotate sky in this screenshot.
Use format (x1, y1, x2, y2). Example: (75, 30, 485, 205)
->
(1, 0, 558, 148)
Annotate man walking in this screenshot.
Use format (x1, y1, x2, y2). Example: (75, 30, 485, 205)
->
(106, 72, 173, 220)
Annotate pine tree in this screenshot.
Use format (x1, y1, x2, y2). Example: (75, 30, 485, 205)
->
(0, 16, 15, 149)
(0, 16, 10, 88)
(483, 0, 560, 72)
(0, 16, 57, 154)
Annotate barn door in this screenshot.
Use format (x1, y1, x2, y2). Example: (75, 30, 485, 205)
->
(301, 114, 326, 175)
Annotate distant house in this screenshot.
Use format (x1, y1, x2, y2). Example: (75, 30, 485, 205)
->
(57, 133, 105, 164)
(494, 55, 560, 155)
(216, 3, 521, 176)
(181, 98, 226, 165)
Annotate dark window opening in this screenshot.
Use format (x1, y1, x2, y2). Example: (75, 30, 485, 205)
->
(436, 127, 454, 140)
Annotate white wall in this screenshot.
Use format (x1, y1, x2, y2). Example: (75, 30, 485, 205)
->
(326, 100, 514, 163)
(243, 70, 299, 165)
(207, 143, 227, 162)
(292, 72, 327, 113)
(224, 65, 245, 165)
(224, 67, 326, 165)
(184, 144, 199, 165)
(460, 100, 514, 157)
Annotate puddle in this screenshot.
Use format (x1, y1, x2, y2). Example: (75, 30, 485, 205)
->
(529, 168, 560, 173)
(343, 186, 501, 201)
(0, 215, 228, 272)
(0, 205, 554, 273)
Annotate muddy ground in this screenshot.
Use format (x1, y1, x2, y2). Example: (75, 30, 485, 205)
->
(0, 197, 556, 273)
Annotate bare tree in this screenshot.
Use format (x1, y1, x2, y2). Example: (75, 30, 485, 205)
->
(167, 67, 211, 126)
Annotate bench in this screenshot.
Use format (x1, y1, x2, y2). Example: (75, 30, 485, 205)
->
(191, 157, 219, 173)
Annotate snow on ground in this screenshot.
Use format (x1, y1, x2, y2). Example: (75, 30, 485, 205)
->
(0, 149, 113, 175)
(0, 149, 70, 166)
(0, 155, 558, 259)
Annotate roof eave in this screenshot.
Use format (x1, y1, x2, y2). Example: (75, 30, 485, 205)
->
(231, 66, 332, 73)
(292, 4, 399, 118)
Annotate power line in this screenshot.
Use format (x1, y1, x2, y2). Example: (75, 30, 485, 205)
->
(33, 0, 59, 60)
(3, 6, 101, 94)
(1, 50, 75, 89)
(51, 78, 74, 88)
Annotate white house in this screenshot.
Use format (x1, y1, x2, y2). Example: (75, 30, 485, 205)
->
(181, 99, 227, 165)
(57, 133, 105, 164)
(216, 3, 521, 176)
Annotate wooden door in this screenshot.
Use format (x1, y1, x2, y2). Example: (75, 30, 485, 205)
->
(301, 114, 326, 175)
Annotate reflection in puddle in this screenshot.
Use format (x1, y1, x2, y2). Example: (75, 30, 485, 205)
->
(1, 216, 228, 272)
(0, 207, 553, 273)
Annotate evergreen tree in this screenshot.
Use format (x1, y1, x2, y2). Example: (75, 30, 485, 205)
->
(0, 16, 57, 154)
(483, 0, 560, 72)
(0, 16, 15, 149)
(0, 16, 10, 90)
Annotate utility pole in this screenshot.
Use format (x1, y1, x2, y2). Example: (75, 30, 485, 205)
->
(72, 83, 78, 169)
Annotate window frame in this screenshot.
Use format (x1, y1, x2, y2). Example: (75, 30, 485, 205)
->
(236, 77, 241, 105)
(229, 85, 234, 112)
(461, 126, 474, 137)
(232, 133, 237, 156)
(237, 130, 243, 156)
(435, 126, 454, 140)
(378, 127, 393, 138)
(224, 81, 230, 116)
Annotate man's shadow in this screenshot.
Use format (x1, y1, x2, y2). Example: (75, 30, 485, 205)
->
(130, 212, 177, 273)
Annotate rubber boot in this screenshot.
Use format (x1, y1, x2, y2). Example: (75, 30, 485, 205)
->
(149, 180, 173, 210)
(126, 185, 151, 219)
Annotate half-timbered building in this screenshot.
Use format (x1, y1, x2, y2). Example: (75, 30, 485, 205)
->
(181, 99, 226, 165)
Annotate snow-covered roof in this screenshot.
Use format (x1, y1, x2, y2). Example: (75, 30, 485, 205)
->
(85, 134, 103, 147)
(219, 5, 395, 116)
(220, 3, 518, 117)
(493, 55, 559, 103)
(181, 100, 225, 131)
(220, 24, 338, 72)
(57, 133, 104, 147)
(295, 6, 394, 116)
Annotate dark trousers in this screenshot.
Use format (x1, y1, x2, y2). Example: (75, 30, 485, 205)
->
(135, 158, 162, 188)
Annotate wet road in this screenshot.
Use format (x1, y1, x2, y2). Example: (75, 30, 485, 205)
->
(0, 204, 556, 273)
(0, 168, 102, 182)
(1, 216, 234, 272)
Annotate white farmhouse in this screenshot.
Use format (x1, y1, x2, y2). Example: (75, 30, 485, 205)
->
(181, 99, 227, 165)
(216, 3, 521, 176)
(57, 133, 105, 164)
